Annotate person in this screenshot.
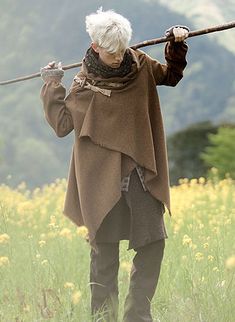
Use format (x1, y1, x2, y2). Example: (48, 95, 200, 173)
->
(40, 8, 189, 322)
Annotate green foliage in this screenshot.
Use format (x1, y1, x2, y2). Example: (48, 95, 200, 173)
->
(201, 126, 235, 179)
(167, 121, 218, 184)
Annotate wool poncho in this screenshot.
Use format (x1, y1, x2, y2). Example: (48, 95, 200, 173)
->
(40, 41, 188, 247)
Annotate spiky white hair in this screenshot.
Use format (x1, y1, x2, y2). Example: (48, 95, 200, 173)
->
(85, 8, 132, 53)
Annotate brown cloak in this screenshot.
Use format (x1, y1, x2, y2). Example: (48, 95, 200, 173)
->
(40, 41, 188, 247)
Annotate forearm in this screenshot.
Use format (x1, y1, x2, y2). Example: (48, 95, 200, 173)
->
(162, 40, 188, 86)
(40, 82, 74, 137)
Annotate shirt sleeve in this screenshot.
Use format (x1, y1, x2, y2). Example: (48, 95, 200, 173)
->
(40, 81, 74, 137)
(147, 41, 188, 86)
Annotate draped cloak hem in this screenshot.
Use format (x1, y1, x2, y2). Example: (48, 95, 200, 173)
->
(62, 134, 171, 250)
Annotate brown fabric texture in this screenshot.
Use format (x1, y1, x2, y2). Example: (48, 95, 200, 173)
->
(95, 168, 168, 250)
(90, 239, 165, 322)
(40, 41, 188, 248)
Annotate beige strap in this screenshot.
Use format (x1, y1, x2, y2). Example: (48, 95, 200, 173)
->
(84, 83, 111, 97)
(74, 76, 111, 97)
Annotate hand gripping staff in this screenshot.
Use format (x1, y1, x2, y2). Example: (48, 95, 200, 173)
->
(0, 21, 235, 86)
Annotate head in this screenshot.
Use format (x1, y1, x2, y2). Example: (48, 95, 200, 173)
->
(85, 8, 132, 68)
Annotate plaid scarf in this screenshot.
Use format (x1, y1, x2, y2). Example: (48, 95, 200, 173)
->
(84, 47, 133, 78)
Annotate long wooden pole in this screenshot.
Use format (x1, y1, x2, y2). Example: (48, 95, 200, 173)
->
(1, 20, 235, 86)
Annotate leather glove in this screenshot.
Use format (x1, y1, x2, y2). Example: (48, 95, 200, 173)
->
(165, 25, 189, 42)
(40, 61, 64, 83)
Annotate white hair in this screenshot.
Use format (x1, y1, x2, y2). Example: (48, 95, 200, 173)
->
(85, 8, 132, 53)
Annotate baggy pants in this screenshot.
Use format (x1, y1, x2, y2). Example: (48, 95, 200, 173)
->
(90, 239, 165, 322)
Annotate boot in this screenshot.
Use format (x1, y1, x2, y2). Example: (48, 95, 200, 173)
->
(123, 239, 165, 322)
(90, 242, 119, 321)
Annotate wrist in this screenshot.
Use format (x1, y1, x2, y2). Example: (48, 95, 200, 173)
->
(40, 68, 64, 83)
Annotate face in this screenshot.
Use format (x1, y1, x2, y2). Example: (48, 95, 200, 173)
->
(92, 43, 125, 68)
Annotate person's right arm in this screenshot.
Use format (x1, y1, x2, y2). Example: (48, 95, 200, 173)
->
(147, 26, 189, 87)
(40, 61, 74, 137)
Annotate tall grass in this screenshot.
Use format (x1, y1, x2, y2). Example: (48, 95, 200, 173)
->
(0, 176, 234, 321)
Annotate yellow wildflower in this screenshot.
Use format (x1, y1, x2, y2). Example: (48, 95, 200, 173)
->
(216, 280, 226, 288)
(195, 252, 204, 261)
(190, 178, 198, 185)
(17, 201, 34, 215)
(0, 233, 10, 244)
(198, 177, 206, 184)
(23, 304, 30, 312)
(64, 282, 75, 290)
(50, 215, 56, 224)
(225, 218, 231, 225)
(211, 167, 218, 175)
(178, 178, 189, 185)
(225, 255, 235, 270)
(213, 267, 219, 272)
(48, 222, 56, 228)
(41, 260, 48, 265)
(212, 227, 219, 234)
(71, 291, 82, 305)
(39, 240, 46, 247)
(199, 276, 205, 283)
(173, 223, 180, 234)
(191, 244, 198, 250)
(208, 255, 214, 262)
(0, 256, 10, 267)
(199, 223, 204, 229)
(76, 226, 88, 239)
(59, 228, 72, 240)
(182, 235, 192, 246)
(120, 261, 132, 273)
(203, 243, 209, 249)
(47, 231, 57, 239)
(48, 215, 58, 229)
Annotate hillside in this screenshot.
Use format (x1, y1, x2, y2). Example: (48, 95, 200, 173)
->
(158, 0, 235, 54)
(0, 0, 235, 187)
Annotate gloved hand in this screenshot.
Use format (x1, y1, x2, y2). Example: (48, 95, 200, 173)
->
(165, 25, 189, 42)
(40, 61, 64, 83)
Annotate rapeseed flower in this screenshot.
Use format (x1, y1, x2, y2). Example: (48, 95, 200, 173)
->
(41, 260, 48, 265)
(195, 252, 204, 261)
(0, 256, 10, 267)
(120, 261, 132, 273)
(198, 177, 206, 184)
(182, 234, 192, 246)
(39, 240, 46, 247)
(64, 282, 75, 290)
(59, 228, 72, 240)
(213, 267, 219, 272)
(76, 226, 88, 238)
(208, 255, 214, 262)
(71, 291, 82, 305)
(225, 255, 235, 270)
(0, 233, 10, 244)
(203, 243, 209, 249)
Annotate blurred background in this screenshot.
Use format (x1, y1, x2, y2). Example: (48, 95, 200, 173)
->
(0, 0, 235, 188)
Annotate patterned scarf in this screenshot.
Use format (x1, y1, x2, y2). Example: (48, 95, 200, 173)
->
(84, 47, 133, 78)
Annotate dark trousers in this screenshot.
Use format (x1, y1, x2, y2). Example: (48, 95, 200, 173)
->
(90, 239, 165, 322)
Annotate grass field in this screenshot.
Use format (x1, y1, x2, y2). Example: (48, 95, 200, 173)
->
(0, 174, 235, 321)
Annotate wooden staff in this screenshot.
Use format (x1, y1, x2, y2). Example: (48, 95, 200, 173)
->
(1, 20, 235, 86)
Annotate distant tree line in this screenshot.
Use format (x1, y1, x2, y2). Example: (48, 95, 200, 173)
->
(168, 121, 235, 184)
